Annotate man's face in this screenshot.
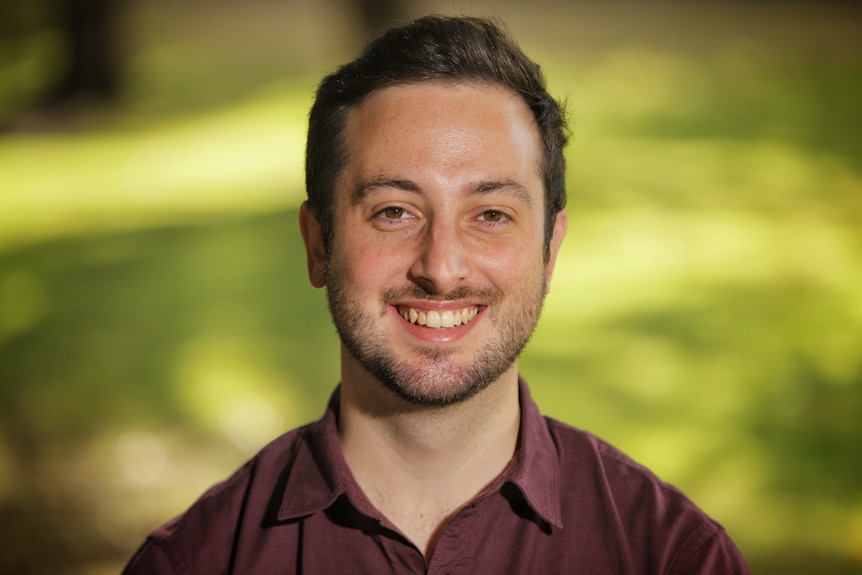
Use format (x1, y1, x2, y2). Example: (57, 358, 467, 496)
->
(302, 81, 566, 406)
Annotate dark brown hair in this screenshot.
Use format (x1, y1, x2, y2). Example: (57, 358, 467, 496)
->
(305, 15, 568, 259)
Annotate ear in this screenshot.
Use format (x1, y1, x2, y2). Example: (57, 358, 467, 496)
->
(299, 202, 327, 288)
(544, 210, 568, 294)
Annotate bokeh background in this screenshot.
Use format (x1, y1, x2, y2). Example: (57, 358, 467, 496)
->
(1, 0, 861, 573)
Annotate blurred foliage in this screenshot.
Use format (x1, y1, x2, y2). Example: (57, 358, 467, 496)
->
(0, 1, 861, 574)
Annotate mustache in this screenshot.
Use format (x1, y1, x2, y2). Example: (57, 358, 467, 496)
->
(382, 284, 502, 304)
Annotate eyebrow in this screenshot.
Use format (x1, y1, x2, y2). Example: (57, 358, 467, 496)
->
(351, 178, 420, 204)
(474, 180, 534, 208)
(351, 177, 534, 208)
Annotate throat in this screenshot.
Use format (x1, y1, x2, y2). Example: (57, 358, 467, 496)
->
(379, 497, 459, 560)
(337, 367, 522, 557)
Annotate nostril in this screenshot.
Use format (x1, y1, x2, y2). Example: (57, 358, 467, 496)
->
(409, 230, 469, 293)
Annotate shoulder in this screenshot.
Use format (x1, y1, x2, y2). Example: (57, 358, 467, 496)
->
(123, 425, 312, 575)
(544, 418, 750, 574)
(544, 415, 698, 510)
(170, 424, 311, 531)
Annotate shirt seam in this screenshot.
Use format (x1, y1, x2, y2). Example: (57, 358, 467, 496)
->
(154, 535, 193, 575)
(665, 520, 722, 575)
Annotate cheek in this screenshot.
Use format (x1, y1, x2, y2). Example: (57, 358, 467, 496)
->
(331, 230, 408, 288)
(469, 236, 546, 279)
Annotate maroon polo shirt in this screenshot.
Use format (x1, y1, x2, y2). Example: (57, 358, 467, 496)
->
(123, 379, 750, 574)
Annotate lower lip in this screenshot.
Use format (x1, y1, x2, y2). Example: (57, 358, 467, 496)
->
(390, 307, 483, 344)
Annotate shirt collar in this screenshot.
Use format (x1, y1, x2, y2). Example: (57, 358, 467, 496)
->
(505, 377, 564, 528)
(277, 378, 562, 529)
(277, 388, 351, 520)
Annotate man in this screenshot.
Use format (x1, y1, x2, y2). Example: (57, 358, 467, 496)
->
(123, 16, 750, 574)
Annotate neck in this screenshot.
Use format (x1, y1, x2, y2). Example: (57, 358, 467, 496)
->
(338, 352, 521, 558)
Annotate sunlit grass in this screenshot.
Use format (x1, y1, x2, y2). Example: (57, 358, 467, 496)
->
(0, 84, 310, 250)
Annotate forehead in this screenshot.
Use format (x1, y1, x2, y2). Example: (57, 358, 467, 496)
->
(339, 81, 543, 192)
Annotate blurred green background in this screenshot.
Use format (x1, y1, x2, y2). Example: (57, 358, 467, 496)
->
(1, 0, 860, 573)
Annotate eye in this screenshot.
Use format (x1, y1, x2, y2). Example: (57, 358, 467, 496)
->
(381, 207, 409, 219)
(372, 205, 415, 224)
(476, 210, 509, 223)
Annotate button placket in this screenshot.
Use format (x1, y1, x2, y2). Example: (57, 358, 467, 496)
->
(426, 505, 479, 575)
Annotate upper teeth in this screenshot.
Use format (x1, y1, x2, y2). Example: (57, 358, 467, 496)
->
(400, 307, 478, 329)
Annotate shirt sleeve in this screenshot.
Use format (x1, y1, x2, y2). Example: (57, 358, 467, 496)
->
(121, 538, 180, 575)
(671, 527, 752, 575)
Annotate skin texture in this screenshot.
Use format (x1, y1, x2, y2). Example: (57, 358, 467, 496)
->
(299, 80, 567, 558)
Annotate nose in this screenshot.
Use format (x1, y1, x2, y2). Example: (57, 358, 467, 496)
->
(408, 218, 469, 295)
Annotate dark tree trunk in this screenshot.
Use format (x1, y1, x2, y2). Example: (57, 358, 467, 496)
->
(41, 0, 125, 108)
(354, 0, 403, 39)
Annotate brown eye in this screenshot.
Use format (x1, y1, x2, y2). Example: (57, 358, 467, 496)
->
(480, 210, 505, 222)
(382, 207, 406, 219)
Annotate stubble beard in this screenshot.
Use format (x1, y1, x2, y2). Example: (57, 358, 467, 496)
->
(326, 267, 547, 408)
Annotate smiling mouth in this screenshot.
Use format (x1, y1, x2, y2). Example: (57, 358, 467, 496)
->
(397, 306, 479, 329)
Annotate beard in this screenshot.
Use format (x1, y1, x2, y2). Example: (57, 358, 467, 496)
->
(325, 267, 548, 407)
